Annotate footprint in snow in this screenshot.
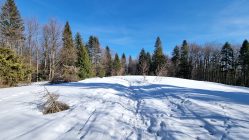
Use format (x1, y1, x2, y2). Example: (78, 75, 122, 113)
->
(156, 121, 167, 137)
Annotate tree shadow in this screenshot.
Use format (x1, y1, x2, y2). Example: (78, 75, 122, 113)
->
(48, 81, 249, 105)
(47, 80, 249, 139)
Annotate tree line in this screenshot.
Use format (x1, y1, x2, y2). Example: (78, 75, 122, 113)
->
(0, 0, 249, 87)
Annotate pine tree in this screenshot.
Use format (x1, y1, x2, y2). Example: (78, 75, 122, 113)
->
(75, 32, 84, 53)
(61, 21, 77, 66)
(60, 22, 78, 82)
(146, 52, 152, 75)
(0, 47, 31, 87)
(179, 40, 191, 79)
(112, 53, 121, 76)
(74, 33, 92, 79)
(0, 0, 25, 54)
(220, 42, 234, 84)
(128, 56, 134, 75)
(103, 46, 112, 76)
(75, 32, 84, 67)
(87, 36, 101, 72)
(171, 46, 180, 76)
(152, 37, 167, 75)
(121, 53, 127, 75)
(78, 46, 92, 79)
(239, 40, 249, 86)
(137, 48, 148, 75)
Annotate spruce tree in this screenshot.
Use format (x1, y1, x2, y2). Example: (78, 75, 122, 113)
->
(0, 47, 31, 87)
(74, 33, 92, 79)
(146, 52, 152, 75)
(239, 40, 249, 86)
(60, 22, 77, 81)
(78, 46, 92, 79)
(61, 21, 77, 66)
(179, 40, 191, 79)
(75, 32, 84, 66)
(171, 46, 180, 76)
(103, 46, 112, 76)
(137, 48, 148, 75)
(75, 32, 84, 53)
(220, 42, 234, 84)
(86, 36, 101, 76)
(112, 53, 121, 76)
(152, 37, 166, 75)
(0, 0, 24, 53)
(121, 53, 127, 75)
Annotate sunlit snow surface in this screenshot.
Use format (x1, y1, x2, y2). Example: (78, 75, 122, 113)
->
(1, 76, 249, 140)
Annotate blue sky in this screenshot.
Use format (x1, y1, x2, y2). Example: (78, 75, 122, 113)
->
(12, 0, 249, 57)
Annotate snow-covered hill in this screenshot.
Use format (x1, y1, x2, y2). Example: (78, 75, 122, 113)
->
(1, 76, 249, 140)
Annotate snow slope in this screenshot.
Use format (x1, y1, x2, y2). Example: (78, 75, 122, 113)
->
(0, 76, 249, 140)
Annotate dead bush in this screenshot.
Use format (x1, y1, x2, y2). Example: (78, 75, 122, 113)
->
(42, 87, 69, 114)
(62, 65, 79, 82)
(50, 74, 64, 84)
(154, 64, 168, 82)
(43, 100, 69, 114)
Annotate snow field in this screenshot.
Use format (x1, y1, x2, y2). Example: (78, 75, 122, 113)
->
(0, 76, 249, 140)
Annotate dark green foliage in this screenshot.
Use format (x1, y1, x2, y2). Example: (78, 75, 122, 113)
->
(75, 33, 92, 79)
(87, 36, 101, 75)
(137, 48, 149, 75)
(179, 40, 192, 79)
(1, 1, 249, 88)
(221, 42, 234, 72)
(0, 47, 31, 87)
(146, 52, 152, 75)
(121, 53, 127, 75)
(59, 22, 78, 82)
(171, 46, 180, 76)
(103, 46, 112, 76)
(152, 37, 167, 75)
(239, 40, 249, 86)
(61, 21, 77, 66)
(98, 67, 106, 78)
(112, 53, 121, 76)
(220, 42, 234, 84)
(0, 0, 24, 51)
(75, 32, 84, 51)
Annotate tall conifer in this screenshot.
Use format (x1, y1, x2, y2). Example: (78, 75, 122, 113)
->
(0, 0, 24, 53)
(112, 53, 121, 76)
(75, 33, 92, 79)
(152, 37, 166, 74)
(61, 21, 77, 66)
(239, 40, 249, 85)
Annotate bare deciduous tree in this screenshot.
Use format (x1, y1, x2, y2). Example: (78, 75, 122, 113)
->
(26, 18, 39, 82)
(141, 60, 149, 81)
(41, 19, 61, 80)
(154, 64, 167, 82)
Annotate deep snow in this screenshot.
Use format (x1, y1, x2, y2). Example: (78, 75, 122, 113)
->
(0, 76, 249, 140)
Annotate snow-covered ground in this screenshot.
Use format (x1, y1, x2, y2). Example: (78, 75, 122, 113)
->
(1, 76, 249, 140)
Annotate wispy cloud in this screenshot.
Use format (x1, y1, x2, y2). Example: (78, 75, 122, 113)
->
(190, 0, 249, 43)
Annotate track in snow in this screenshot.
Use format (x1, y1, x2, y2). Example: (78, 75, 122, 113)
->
(1, 76, 249, 140)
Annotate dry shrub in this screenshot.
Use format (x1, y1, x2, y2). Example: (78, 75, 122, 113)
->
(154, 64, 168, 82)
(43, 100, 69, 114)
(62, 65, 79, 82)
(50, 74, 64, 84)
(42, 87, 69, 114)
(49, 65, 79, 84)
